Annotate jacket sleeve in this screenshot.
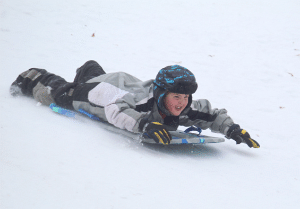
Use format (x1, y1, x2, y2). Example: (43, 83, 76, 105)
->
(87, 82, 148, 133)
(183, 99, 234, 135)
(104, 98, 147, 133)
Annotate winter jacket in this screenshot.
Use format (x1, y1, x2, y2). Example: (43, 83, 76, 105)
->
(71, 72, 234, 134)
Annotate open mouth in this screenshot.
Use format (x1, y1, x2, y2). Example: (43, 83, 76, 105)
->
(175, 106, 182, 110)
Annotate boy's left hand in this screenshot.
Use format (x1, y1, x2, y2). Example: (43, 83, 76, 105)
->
(227, 124, 260, 148)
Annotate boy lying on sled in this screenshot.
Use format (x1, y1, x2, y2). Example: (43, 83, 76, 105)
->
(10, 60, 260, 148)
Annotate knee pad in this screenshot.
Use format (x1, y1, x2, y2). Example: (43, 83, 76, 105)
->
(33, 82, 55, 106)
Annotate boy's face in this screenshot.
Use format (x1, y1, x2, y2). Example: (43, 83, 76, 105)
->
(164, 92, 189, 116)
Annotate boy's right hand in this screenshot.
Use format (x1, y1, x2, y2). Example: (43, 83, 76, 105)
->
(144, 122, 172, 145)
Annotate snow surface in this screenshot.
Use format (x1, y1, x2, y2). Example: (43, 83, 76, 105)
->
(1, 0, 300, 208)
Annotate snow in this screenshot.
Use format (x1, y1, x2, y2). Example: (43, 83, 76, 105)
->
(1, 0, 300, 208)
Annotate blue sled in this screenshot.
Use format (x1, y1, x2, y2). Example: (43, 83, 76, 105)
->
(49, 103, 225, 145)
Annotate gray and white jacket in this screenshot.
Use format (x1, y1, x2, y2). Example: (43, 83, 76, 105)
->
(71, 72, 234, 135)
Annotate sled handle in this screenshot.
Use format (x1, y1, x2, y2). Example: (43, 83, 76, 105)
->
(49, 103, 101, 121)
(78, 109, 101, 121)
(49, 103, 76, 117)
(184, 126, 202, 135)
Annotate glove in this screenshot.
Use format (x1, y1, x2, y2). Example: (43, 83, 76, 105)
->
(144, 122, 172, 145)
(226, 124, 260, 148)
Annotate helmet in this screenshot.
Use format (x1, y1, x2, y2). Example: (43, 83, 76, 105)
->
(153, 65, 198, 94)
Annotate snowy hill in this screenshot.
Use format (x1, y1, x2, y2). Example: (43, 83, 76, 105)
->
(1, 0, 300, 208)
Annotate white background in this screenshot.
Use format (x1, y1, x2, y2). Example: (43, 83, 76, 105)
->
(1, 0, 300, 208)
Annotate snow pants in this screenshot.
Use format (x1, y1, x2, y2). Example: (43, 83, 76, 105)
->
(10, 60, 106, 109)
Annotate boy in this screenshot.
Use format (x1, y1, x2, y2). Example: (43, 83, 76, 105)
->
(10, 60, 260, 148)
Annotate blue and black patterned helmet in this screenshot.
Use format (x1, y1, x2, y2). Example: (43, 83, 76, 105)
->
(153, 65, 198, 94)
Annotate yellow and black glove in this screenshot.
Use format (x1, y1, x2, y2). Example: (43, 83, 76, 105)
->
(144, 122, 172, 145)
(226, 124, 260, 148)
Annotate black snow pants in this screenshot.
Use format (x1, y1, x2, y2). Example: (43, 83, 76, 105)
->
(10, 60, 106, 109)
